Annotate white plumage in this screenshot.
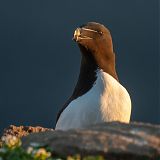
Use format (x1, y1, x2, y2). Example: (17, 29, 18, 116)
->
(55, 70, 131, 130)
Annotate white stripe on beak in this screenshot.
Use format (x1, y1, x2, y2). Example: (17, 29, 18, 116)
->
(82, 27, 99, 33)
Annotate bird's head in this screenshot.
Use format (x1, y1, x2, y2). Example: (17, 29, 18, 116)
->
(73, 22, 113, 57)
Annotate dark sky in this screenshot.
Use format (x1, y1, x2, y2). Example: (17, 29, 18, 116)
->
(0, 0, 159, 133)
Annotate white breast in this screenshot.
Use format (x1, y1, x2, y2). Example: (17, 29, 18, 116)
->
(55, 70, 131, 130)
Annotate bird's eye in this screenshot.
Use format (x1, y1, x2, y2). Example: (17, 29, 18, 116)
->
(98, 31, 103, 35)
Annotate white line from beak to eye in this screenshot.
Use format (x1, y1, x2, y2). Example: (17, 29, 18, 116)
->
(82, 27, 99, 33)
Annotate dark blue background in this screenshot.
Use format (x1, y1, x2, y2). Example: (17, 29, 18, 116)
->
(0, 0, 159, 133)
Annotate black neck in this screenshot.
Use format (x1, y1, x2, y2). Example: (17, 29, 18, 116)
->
(71, 49, 98, 98)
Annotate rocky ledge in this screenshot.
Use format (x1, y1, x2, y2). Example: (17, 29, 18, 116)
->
(1, 125, 54, 139)
(1, 122, 160, 160)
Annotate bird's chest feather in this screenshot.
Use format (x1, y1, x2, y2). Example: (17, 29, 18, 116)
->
(55, 70, 131, 130)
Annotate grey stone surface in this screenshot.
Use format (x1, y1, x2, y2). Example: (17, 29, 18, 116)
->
(21, 122, 160, 160)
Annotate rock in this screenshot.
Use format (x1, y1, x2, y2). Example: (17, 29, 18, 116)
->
(1, 125, 54, 140)
(21, 122, 160, 160)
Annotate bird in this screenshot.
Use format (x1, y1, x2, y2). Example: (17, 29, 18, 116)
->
(55, 22, 131, 130)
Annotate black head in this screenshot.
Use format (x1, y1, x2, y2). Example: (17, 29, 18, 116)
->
(73, 22, 113, 53)
(73, 22, 118, 80)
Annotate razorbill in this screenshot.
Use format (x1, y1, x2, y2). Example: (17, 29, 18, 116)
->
(55, 22, 131, 130)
